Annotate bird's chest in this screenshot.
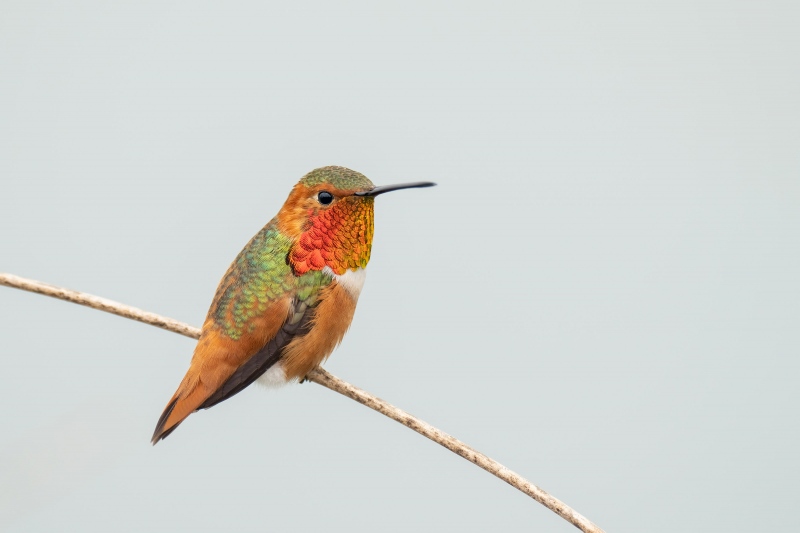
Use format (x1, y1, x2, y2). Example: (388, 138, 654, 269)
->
(324, 267, 367, 301)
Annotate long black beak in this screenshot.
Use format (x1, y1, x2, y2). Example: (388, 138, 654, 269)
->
(355, 181, 436, 197)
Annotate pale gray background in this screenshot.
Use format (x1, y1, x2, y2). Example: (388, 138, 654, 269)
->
(1, 1, 798, 531)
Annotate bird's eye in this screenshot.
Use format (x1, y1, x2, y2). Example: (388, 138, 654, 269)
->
(317, 191, 334, 205)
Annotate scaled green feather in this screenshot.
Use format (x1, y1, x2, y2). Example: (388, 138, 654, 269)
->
(211, 219, 332, 340)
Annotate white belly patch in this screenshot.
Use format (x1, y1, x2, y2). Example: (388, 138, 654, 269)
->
(323, 266, 367, 300)
(257, 362, 287, 388)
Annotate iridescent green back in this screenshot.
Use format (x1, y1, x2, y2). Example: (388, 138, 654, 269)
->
(210, 219, 331, 340)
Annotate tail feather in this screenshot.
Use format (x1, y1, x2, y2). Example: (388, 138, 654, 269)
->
(151, 397, 180, 444)
(151, 383, 210, 444)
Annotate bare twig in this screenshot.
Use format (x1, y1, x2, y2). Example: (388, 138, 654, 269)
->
(0, 272, 605, 533)
(0, 273, 200, 339)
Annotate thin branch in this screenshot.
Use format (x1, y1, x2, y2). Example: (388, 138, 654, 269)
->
(0, 273, 201, 339)
(0, 272, 605, 533)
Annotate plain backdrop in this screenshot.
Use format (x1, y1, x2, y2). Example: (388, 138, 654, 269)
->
(1, 1, 798, 531)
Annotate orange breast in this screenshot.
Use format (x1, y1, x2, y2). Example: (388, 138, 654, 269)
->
(281, 280, 359, 380)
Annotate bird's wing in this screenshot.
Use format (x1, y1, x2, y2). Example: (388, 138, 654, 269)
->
(198, 295, 315, 410)
(151, 294, 293, 443)
(152, 222, 334, 443)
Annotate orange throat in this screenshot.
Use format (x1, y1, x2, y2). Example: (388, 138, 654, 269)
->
(286, 196, 374, 275)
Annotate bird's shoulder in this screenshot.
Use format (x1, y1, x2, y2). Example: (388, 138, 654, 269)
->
(207, 219, 340, 339)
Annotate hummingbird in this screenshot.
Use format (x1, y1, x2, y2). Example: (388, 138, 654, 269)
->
(152, 166, 435, 443)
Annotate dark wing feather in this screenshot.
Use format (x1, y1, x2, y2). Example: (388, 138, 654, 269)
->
(198, 298, 315, 410)
(153, 397, 181, 441)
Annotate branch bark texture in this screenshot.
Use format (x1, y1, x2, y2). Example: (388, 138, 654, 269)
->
(0, 272, 604, 533)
